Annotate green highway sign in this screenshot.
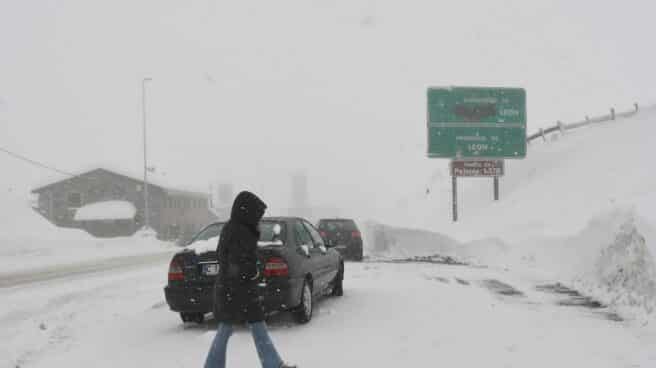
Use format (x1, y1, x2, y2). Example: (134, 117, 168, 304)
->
(427, 87, 527, 159)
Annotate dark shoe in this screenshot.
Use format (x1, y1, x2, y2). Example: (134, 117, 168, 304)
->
(280, 363, 297, 368)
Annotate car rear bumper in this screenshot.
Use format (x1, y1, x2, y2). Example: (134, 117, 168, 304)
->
(164, 278, 304, 315)
(334, 243, 363, 260)
(164, 285, 214, 313)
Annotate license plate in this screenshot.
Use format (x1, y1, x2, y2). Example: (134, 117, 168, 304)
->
(202, 263, 219, 276)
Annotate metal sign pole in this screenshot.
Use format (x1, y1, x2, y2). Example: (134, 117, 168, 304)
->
(452, 175, 458, 222)
(494, 176, 499, 201)
(141, 77, 152, 231)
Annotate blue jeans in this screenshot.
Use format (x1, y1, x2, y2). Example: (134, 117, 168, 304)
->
(204, 322, 283, 368)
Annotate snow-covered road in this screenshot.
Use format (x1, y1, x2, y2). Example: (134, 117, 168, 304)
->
(0, 252, 172, 288)
(3, 260, 655, 368)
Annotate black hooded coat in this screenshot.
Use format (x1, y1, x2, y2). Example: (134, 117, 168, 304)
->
(214, 191, 268, 323)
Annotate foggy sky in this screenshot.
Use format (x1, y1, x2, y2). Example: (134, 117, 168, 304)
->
(1, 0, 655, 226)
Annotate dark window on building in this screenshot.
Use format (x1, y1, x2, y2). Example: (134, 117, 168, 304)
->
(68, 192, 82, 208)
(112, 185, 126, 198)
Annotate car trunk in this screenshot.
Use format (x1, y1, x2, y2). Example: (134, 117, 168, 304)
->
(171, 250, 216, 286)
(173, 244, 286, 287)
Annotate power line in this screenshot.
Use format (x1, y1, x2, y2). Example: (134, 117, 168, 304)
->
(0, 146, 78, 178)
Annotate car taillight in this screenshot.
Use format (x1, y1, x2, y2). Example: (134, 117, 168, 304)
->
(168, 258, 185, 281)
(351, 231, 361, 238)
(263, 257, 289, 277)
(319, 231, 327, 238)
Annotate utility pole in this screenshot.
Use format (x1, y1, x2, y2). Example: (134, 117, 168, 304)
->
(142, 77, 152, 230)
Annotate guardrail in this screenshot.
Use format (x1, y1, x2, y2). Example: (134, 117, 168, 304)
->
(526, 103, 640, 143)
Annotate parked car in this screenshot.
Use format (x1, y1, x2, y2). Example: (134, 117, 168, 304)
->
(317, 218, 363, 261)
(164, 217, 344, 324)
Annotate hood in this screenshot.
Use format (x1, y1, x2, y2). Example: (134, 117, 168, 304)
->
(230, 191, 267, 228)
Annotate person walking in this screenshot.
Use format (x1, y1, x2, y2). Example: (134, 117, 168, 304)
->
(204, 191, 296, 368)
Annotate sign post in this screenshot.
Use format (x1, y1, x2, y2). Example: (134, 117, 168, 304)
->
(452, 176, 458, 222)
(494, 177, 499, 201)
(427, 86, 526, 221)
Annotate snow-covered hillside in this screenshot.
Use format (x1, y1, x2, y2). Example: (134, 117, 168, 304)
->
(452, 107, 655, 240)
(366, 107, 656, 325)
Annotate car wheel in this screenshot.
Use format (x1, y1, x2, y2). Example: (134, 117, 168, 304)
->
(332, 264, 344, 297)
(180, 312, 204, 324)
(294, 281, 313, 324)
(193, 313, 205, 324)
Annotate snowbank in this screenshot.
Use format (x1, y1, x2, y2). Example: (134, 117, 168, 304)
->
(362, 221, 460, 260)
(74, 200, 136, 221)
(458, 209, 656, 326)
(364, 208, 656, 326)
(572, 210, 656, 324)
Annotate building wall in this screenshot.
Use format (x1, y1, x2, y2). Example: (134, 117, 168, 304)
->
(34, 169, 158, 229)
(33, 169, 216, 240)
(159, 194, 217, 242)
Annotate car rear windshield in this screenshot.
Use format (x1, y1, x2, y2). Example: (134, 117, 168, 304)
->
(188, 222, 284, 245)
(189, 223, 224, 244)
(258, 221, 286, 245)
(318, 219, 358, 232)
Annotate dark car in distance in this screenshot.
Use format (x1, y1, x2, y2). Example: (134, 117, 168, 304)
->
(164, 217, 344, 324)
(317, 218, 363, 261)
